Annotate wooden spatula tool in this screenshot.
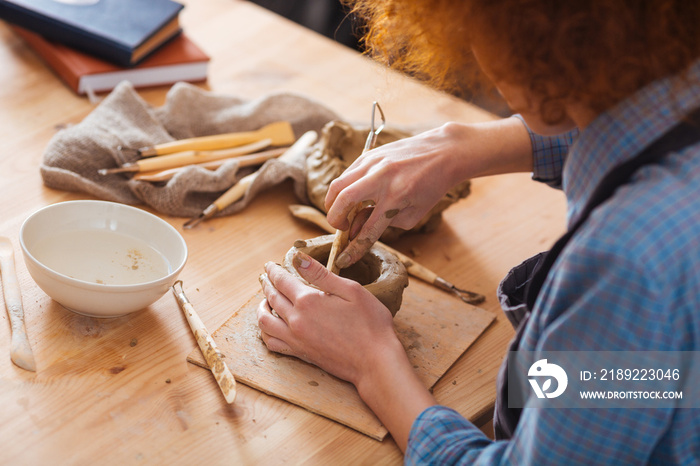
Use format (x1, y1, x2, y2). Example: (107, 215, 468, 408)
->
(0, 237, 36, 372)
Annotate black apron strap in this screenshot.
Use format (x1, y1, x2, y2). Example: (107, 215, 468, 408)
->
(497, 252, 547, 329)
(494, 107, 700, 440)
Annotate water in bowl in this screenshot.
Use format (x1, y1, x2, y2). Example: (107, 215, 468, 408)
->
(32, 229, 171, 285)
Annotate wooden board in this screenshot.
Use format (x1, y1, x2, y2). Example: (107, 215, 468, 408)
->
(187, 278, 494, 440)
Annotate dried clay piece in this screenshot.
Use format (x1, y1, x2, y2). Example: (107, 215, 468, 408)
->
(305, 120, 472, 242)
(283, 235, 408, 316)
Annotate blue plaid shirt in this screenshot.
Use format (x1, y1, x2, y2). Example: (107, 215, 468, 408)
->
(406, 60, 700, 464)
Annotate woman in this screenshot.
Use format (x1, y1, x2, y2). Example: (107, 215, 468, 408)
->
(257, 1, 700, 463)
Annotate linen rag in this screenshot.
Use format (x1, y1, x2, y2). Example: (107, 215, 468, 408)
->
(40, 81, 340, 217)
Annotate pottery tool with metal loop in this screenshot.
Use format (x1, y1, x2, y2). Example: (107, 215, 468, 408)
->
(289, 204, 485, 305)
(183, 130, 318, 229)
(117, 121, 296, 158)
(0, 237, 36, 371)
(361, 101, 385, 153)
(172, 280, 236, 403)
(326, 102, 385, 274)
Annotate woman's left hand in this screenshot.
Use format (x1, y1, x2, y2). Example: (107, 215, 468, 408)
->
(259, 251, 438, 451)
(257, 251, 402, 387)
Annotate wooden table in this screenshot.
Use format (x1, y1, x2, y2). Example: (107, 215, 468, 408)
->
(0, 1, 566, 463)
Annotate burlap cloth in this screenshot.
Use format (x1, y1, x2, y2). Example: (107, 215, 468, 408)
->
(41, 81, 469, 238)
(41, 81, 340, 217)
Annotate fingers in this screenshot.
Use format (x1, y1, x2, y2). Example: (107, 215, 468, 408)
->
(325, 157, 381, 230)
(256, 298, 293, 354)
(325, 176, 347, 218)
(325, 189, 361, 231)
(335, 207, 395, 269)
(324, 159, 371, 216)
(259, 271, 292, 323)
(349, 206, 373, 240)
(257, 259, 356, 360)
(263, 257, 352, 305)
(288, 252, 350, 299)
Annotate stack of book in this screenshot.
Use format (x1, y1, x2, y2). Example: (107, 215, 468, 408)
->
(0, 0, 209, 97)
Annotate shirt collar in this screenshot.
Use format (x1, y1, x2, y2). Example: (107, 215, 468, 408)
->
(563, 59, 700, 225)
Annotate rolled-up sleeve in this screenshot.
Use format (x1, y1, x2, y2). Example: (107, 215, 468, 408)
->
(513, 115, 579, 189)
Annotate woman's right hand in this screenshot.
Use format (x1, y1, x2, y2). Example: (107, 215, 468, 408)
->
(325, 117, 533, 268)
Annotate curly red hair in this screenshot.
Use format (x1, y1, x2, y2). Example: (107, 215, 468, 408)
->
(345, 0, 700, 123)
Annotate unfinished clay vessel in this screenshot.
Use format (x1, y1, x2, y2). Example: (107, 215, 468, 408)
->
(305, 120, 472, 242)
(283, 235, 408, 316)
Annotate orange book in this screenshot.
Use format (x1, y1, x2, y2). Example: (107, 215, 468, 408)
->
(13, 26, 209, 96)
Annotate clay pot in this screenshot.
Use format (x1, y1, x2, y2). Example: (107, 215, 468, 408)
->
(283, 235, 408, 316)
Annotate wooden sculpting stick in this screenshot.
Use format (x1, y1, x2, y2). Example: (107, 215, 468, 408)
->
(290, 204, 485, 305)
(122, 121, 296, 157)
(133, 147, 288, 182)
(100, 139, 273, 175)
(183, 130, 318, 229)
(0, 237, 36, 372)
(326, 202, 373, 275)
(171, 281, 236, 404)
(326, 204, 361, 274)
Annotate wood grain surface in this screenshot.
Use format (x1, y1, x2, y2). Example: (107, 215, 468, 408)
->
(0, 1, 567, 463)
(187, 280, 494, 440)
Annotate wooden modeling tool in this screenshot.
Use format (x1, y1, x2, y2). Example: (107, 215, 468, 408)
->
(183, 130, 318, 229)
(118, 121, 296, 158)
(0, 237, 36, 372)
(327, 102, 385, 274)
(99, 139, 272, 175)
(326, 202, 368, 275)
(133, 147, 288, 182)
(171, 280, 236, 404)
(289, 204, 485, 305)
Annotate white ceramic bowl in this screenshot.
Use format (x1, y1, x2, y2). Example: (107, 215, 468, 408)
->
(20, 200, 188, 318)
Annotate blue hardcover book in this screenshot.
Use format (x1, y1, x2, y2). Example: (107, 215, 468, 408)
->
(0, 0, 184, 67)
